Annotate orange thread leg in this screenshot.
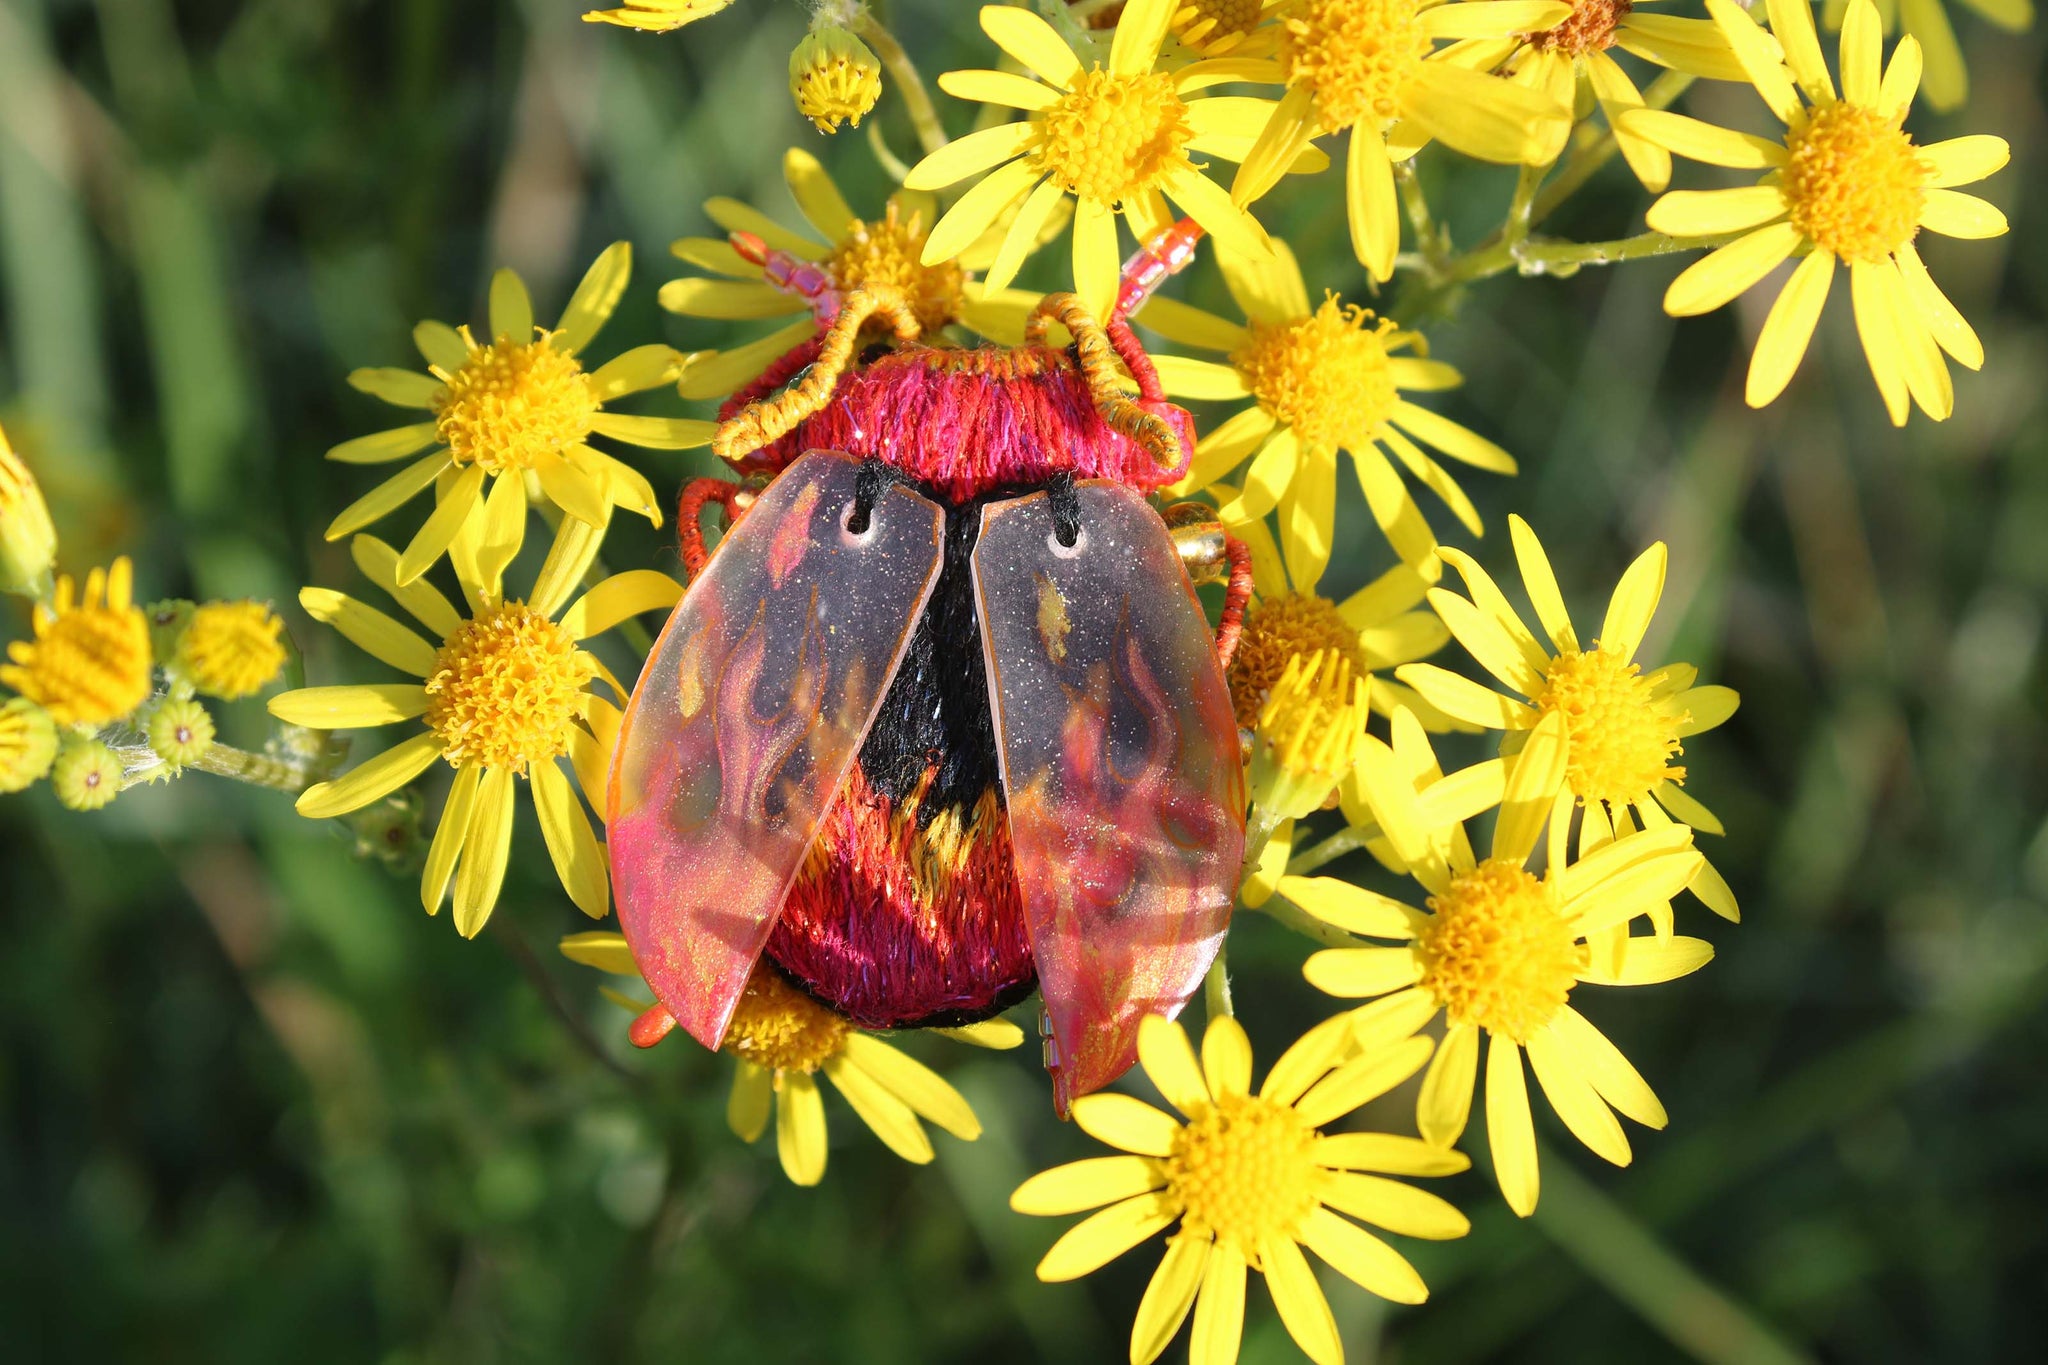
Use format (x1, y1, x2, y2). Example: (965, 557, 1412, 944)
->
(1214, 534, 1253, 670)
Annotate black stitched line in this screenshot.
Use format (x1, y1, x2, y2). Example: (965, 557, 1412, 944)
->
(1046, 472, 1081, 548)
(848, 457, 896, 535)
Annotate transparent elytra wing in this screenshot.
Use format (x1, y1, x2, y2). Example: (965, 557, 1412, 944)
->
(972, 482, 1246, 1112)
(607, 450, 944, 1051)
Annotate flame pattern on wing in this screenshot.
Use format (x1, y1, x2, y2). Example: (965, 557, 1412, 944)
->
(607, 450, 944, 1050)
(973, 482, 1246, 1112)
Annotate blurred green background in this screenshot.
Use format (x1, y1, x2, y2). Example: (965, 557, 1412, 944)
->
(3, 0, 2045, 1360)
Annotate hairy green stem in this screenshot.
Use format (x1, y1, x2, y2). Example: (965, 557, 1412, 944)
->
(854, 12, 948, 159)
(1286, 825, 1372, 877)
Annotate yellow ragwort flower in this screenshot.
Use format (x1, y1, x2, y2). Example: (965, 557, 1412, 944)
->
(1251, 648, 1369, 821)
(1823, 0, 2034, 112)
(1282, 711, 1710, 1215)
(2, 558, 152, 728)
(1230, 0, 1574, 280)
(789, 24, 883, 133)
(1227, 573, 1457, 731)
(146, 697, 216, 769)
(1624, 0, 2009, 423)
(1144, 242, 1517, 588)
(51, 736, 124, 811)
(1014, 1013, 1469, 1365)
(1485, 0, 1750, 190)
(0, 696, 59, 793)
(329, 244, 698, 582)
(271, 511, 684, 936)
(176, 600, 287, 700)
(561, 932, 1017, 1185)
(0, 418, 58, 599)
(582, 0, 737, 32)
(666, 149, 1047, 400)
(1395, 517, 1740, 918)
(908, 0, 1288, 319)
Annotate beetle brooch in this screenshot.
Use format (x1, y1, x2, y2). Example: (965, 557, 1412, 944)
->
(607, 221, 1253, 1110)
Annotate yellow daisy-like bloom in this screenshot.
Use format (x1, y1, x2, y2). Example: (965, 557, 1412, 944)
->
(1394, 516, 1741, 919)
(582, 0, 736, 33)
(0, 418, 58, 599)
(1624, 0, 2009, 424)
(0, 696, 59, 793)
(1251, 648, 1370, 821)
(1283, 710, 1710, 1215)
(789, 24, 883, 133)
(1014, 1013, 1469, 1365)
(1226, 571, 1458, 732)
(561, 932, 1017, 1186)
(1144, 242, 1517, 588)
(665, 149, 1047, 401)
(1475, 0, 1749, 191)
(328, 243, 699, 583)
(1822, 0, 2034, 112)
(907, 0, 1286, 320)
(175, 600, 287, 701)
(1231, 0, 1575, 281)
(271, 512, 684, 936)
(1, 558, 152, 728)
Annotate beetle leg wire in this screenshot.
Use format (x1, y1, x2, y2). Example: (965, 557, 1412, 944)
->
(1024, 293, 1188, 480)
(1213, 534, 1254, 670)
(714, 285, 921, 462)
(1044, 472, 1082, 548)
(677, 477, 742, 579)
(847, 458, 900, 535)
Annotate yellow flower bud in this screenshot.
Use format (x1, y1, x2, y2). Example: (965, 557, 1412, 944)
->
(0, 696, 59, 794)
(1250, 648, 1369, 821)
(52, 736, 123, 811)
(0, 558, 153, 728)
(146, 697, 216, 769)
(0, 420, 58, 599)
(176, 600, 287, 701)
(789, 25, 882, 134)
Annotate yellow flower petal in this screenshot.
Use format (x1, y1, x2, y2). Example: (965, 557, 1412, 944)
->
(1298, 1207, 1428, 1303)
(532, 759, 608, 918)
(822, 1054, 935, 1165)
(1135, 296, 1249, 351)
(782, 146, 857, 239)
(1706, 0, 1803, 123)
(1393, 663, 1537, 730)
(839, 1032, 981, 1139)
(557, 929, 637, 976)
(295, 729, 443, 819)
(1346, 123, 1400, 281)
(1665, 222, 1803, 317)
(1293, 1035, 1434, 1130)
(1768, 0, 1836, 104)
(1351, 442, 1439, 574)
(414, 319, 469, 372)
(1918, 189, 2009, 239)
(1303, 947, 1424, 999)
(270, 683, 430, 730)
(1599, 541, 1667, 662)
(1877, 26, 1925, 115)
(1261, 1233, 1342, 1365)
(452, 764, 515, 937)
(422, 761, 481, 913)
(1746, 248, 1837, 408)
(1485, 1036, 1540, 1216)
(556, 242, 632, 355)
(1525, 1026, 1632, 1165)
(1577, 934, 1716, 985)
(1406, 61, 1569, 166)
(1313, 1131, 1471, 1176)
(1894, 242, 1983, 369)
(1256, 1013, 1355, 1107)
(1645, 185, 1789, 236)
(396, 465, 485, 585)
(938, 68, 1059, 110)
(1138, 1015, 1211, 1117)
(1012, 1155, 1166, 1215)
(1036, 1191, 1180, 1282)
(1216, 424, 1300, 524)
(979, 4, 1081, 87)
(561, 570, 684, 641)
(703, 198, 822, 258)
(677, 319, 819, 400)
(776, 1070, 829, 1185)
(325, 451, 450, 540)
(1416, 1021, 1479, 1146)
(587, 413, 717, 449)
(1278, 875, 1420, 938)
(1199, 1014, 1253, 1098)
(1189, 1240, 1248, 1365)
(1279, 442, 1336, 592)
(1586, 50, 1669, 191)
(1152, 355, 1252, 401)
(347, 366, 443, 408)
(903, 121, 1036, 192)
(1110, 0, 1175, 75)
(299, 587, 438, 676)
(1849, 256, 1912, 425)
(656, 277, 796, 320)
(1839, 0, 1883, 106)
(1388, 401, 1517, 473)
(1131, 1235, 1209, 1365)
(1619, 110, 1786, 169)
(1321, 1172, 1471, 1240)
(728, 1062, 772, 1143)
(1548, 1006, 1667, 1128)
(1161, 164, 1272, 263)
(488, 267, 534, 342)
(982, 176, 1066, 293)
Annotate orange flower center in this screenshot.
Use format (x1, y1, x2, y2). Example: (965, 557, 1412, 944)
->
(1231, 297, 1400, 451)
(433, 332, 597, 473)
(424, 601, 591, 773)
(1526, 0, 1632, 57)
(722, 969, 850, 1073)
(1278, 0, 1432, 128)
(826, 203, 969, 336)
(1781, 102, 1929, 263)
(1032, 68, 1193, 204)
(1418, 860, 1582, 1041)
(1534, 645, 1685, 806)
